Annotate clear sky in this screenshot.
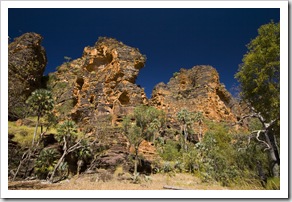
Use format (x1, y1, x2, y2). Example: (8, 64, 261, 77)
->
(8, 8, 279, 98)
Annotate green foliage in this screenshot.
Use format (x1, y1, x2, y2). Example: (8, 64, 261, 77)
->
(56, 120, 79, 144)
(233, 133, 270, 177)
(182, 149, 198, 173)
(192, 122, 239, 186)
(123, 105, 165, 147)
(161, 161, 175, 173)
(159, 140, 182, 161)
(122, 116, 142, 149)
(177, 109, 194, 148)
(122, 105, 164, 179)
(177, 109, 204, 150)
(35, 148, 60, 179)
(235, 21, 280, 122)
(173, 72, 179, 77)
(76, 139, 92, 160)
(248, 117, 263, 131)
(26, 89, 54, 117)
(134, 105, 165, 135)
(64, 56, 72, 63)
(177, 109, 194, 126)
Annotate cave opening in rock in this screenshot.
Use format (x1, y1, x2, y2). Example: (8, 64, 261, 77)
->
(76, 77, 84, 90)
(89, 95, 94, 104)
(85, 54, 113, 72)
(118, 92, 130, 105)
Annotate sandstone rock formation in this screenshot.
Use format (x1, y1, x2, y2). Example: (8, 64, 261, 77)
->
(8, 34, 249, 176)
(48, 37, 147, 129)
(150, 65, 247, 139)
(47, 37, 149, 170)
(8, 32, 47, 120)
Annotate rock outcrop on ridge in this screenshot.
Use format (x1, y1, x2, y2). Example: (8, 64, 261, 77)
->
(47, 37, 148, 130)
(47, 37, 149, 170)
(8, 33, 248, 175)
(150, 65, 247, 139)
(8, 32, 47, 120)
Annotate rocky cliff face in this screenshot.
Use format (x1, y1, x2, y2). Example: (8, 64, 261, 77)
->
(48, 37, 148, 130)
(8, 32, 47, 120)
(9, 33, 248, 174)
(47, 37, 149, 170)
(150, 65, 246, 136)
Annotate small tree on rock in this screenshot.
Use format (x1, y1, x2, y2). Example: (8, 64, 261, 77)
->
(122, 105, 164, 181)
(13, 89, 54, 180)
(49, 120, 87, 182)
(26, 89, 54, 146)
(177, 109, 195, 151)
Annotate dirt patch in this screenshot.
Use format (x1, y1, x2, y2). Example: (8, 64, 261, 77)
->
(8, 180, 51, 190)
(8, 173, 264, 190)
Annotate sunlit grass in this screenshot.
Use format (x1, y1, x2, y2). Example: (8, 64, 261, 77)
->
(266, 177, 280, 190)
(8, 116, 58, 148)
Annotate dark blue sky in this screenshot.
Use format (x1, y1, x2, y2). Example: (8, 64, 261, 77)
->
(8, 8, 279, 97)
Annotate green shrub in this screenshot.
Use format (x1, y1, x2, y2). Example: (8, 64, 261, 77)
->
(35, 148, 60, 179)
(193, 122, 239, 186)
(159, 140, 182, 161)
(182, 148, 198, 173)
(161, 161, 175, 173)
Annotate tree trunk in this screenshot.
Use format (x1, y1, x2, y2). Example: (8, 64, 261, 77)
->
(183, 124, 188, 151)
(134, 147, 138, 177)
(76, 159, 84, 178)
(263, 130, 280, 177)
(32, 115, 40, 147)
(12, 149, 30, 181)
(49, 151, 67, 182)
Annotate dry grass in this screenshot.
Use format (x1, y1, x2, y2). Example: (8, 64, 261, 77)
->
(9, 118, 57, 147)
(8, 173, 264, 190)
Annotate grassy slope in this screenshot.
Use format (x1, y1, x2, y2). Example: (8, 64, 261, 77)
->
(8, 117, 57, 148)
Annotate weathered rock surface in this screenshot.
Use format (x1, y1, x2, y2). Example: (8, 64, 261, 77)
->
(8, 32, 47, 120)
(47, 37, 148, 171)
(8, 34, 249, 176)
(48, 37, 147, 128)
(150, 65, 247, 137)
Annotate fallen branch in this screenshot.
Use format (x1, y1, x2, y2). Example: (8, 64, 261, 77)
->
(163, 185, 191, 190)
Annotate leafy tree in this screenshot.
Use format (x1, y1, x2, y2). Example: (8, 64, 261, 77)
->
(235, 21, 279, 122)
(35, 148, 60, 179)
(49, 120, 87, 182)
(195, 122, 239, 186)
(26, 89, 54, 146)
(194, 112, 204, 141)
(235, 21, 280, 177)
(12, 89, 54, 180)
(147, 118, 161, 142)
(122, 105, 164, 180)
(177, 109, 195, 150)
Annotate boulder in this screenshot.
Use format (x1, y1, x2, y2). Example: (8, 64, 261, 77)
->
(8, 32, 47, 120)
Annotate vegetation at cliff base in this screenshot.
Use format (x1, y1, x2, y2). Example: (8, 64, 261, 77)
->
(8, 21, 281, 191)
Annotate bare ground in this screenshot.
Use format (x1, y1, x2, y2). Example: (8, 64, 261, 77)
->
(8, 173, 264, 190)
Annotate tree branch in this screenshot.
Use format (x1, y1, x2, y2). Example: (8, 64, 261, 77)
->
(251, 130, 271, 151)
